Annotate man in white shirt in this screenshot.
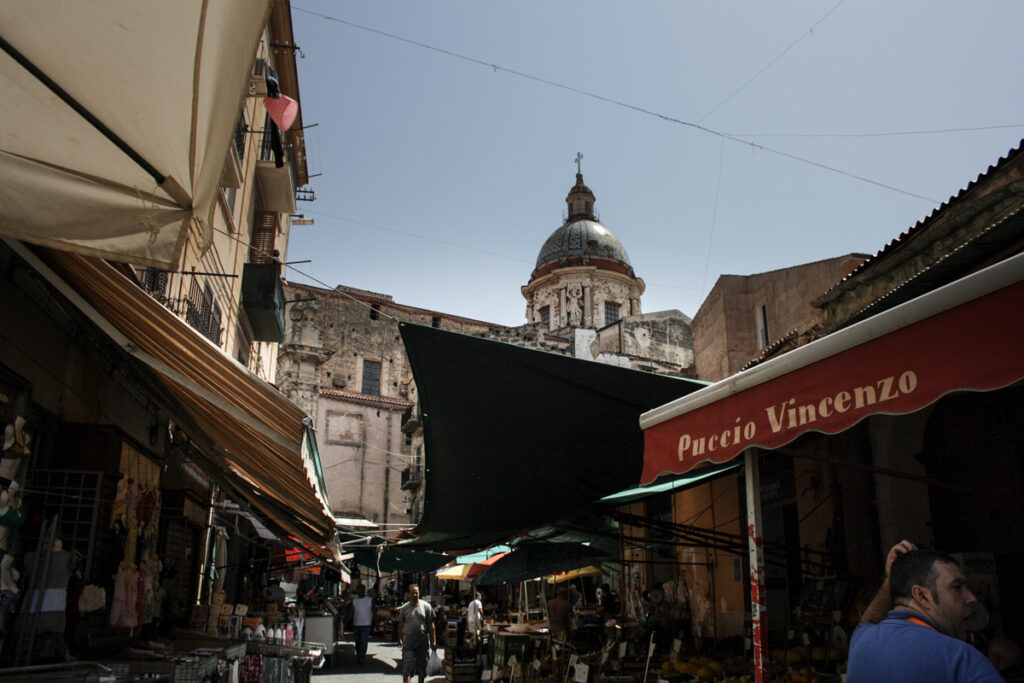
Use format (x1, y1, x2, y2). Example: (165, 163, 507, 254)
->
(466, 592, 483, 645)
(350, 584, 374, 665)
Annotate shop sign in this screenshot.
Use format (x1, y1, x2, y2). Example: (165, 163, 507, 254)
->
(642, 280, 1024, 483)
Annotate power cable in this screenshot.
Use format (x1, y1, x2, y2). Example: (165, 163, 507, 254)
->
(698, 0, 847, 123)
(699, 138, 726, 301)
(293, 5, 939, 204)
(730, 122, 1024, 139)
(306, 209, 532, 265)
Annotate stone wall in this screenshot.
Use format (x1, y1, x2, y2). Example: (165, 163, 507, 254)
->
(278, 281, 499, 523)
(693, 256, 864, 382)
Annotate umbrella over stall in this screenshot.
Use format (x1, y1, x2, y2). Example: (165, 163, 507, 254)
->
(473, 542, 608, 586)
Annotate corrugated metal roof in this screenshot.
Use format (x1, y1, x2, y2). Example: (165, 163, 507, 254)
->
(816, 138, 1024, 304)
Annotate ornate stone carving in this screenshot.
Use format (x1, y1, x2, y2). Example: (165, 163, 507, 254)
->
(566, 283, 583, 323)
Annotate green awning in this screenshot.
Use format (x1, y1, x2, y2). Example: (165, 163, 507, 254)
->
(598, 461, 741, 505)
(399, 323, 704, 551)
(343, 533, 450, 573)
(350, 544, 450, 574)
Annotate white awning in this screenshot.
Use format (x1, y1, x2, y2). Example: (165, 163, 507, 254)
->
(0, 1, 271, 268)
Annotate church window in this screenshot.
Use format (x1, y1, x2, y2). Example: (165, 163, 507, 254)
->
(431, 316, 441, 328)
(605, 301, 621, 326)
(370, 304, 380, 320)
(540, 306, 550, 326)
(362, 359, 381, 396)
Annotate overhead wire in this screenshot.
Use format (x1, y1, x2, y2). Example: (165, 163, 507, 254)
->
(293, 5, 939, 204)
(306, 209, 532, 265)
(699, 138, 726, 302)
(210, 218, 405, 324)
(698, 0, 847, 123)
(728, 122, 1024, 139)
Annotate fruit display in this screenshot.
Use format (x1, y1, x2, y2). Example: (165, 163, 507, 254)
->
(656, 651, 843, 682)
(658, 654, 746, 681)
(780, 666, 822, 683)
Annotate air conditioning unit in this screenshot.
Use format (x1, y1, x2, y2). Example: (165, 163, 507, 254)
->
(249, 58, 268, 97)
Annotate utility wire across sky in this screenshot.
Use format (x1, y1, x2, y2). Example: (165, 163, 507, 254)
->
(286, 4, 1007, 205)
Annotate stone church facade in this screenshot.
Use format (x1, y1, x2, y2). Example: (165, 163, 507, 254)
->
(278, 170, 696, 529)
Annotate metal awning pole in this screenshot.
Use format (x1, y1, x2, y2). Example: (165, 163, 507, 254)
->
(744, 449, 768, 683)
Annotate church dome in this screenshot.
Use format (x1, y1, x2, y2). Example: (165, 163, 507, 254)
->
(531, 171, 634, 279)
(534, 219, 632, 270)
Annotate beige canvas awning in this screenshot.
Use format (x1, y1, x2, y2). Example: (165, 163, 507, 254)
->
(0, 1, 271, 268)
(10, 240, 339, 561)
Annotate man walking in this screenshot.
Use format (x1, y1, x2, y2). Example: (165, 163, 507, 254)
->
(350, 584, 374, 665)
(547, 587, 571, 642)
(847, 540, 1002, 682)
(398, 584, 436, 683)
(466, 592, 483, 645)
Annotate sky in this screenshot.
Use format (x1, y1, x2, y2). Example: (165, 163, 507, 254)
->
(284, 1, 1024, 327)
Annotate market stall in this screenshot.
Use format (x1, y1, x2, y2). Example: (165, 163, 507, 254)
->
(639, 252, 1024, 682)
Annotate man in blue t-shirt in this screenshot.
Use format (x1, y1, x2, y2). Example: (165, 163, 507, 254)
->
(847, 541, 1002, 682)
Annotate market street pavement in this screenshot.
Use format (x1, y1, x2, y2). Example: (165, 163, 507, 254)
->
(313, 635, 447, 682)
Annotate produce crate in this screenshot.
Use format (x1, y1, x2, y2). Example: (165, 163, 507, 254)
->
(492, 633, 532, 669)
(446, 656, 479, 683)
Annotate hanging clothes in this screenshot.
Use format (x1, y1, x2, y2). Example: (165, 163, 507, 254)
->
(213, 527, 229, 594)
(109, 562, 139, 629)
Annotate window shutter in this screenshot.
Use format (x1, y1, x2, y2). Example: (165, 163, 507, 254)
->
(251, 211, 278, 263)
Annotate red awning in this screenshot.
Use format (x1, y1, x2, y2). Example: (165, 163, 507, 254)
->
(640, 253, 1024, 484)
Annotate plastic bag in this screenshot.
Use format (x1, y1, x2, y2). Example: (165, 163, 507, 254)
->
(427, 649, 444, 676)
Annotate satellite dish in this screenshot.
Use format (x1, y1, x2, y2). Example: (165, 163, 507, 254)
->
(966, 602, 990, 632)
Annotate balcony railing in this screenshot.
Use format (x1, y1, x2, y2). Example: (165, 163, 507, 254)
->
(241, 263, 285, 343)
(149, 295, 222, 346)
(401, 466, 424, 490)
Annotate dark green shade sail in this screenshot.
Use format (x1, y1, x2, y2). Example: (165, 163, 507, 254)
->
(398, 323, 704, 551)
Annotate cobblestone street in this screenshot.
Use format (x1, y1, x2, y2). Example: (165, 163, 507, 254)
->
(312, 636, 446, 683)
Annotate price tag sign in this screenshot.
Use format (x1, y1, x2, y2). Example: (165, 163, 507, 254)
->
(533, 658, 542, 671)
(619, 642, 627, 659)
(673, 638, 682, 653)
(574, 663, 589, 683)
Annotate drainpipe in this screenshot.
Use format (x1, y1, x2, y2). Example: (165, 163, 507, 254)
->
(383, 410, 393, 526)
(196, 484, 218, 604)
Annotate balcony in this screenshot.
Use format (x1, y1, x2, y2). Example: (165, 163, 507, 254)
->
(256, 126, 297, 213)
(401, 466, 424, 491)
(401, 405, 422, 433)
(241, 262, 285, 342)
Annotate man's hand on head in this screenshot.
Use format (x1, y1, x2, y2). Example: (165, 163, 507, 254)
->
(886, 540, 917, 578)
